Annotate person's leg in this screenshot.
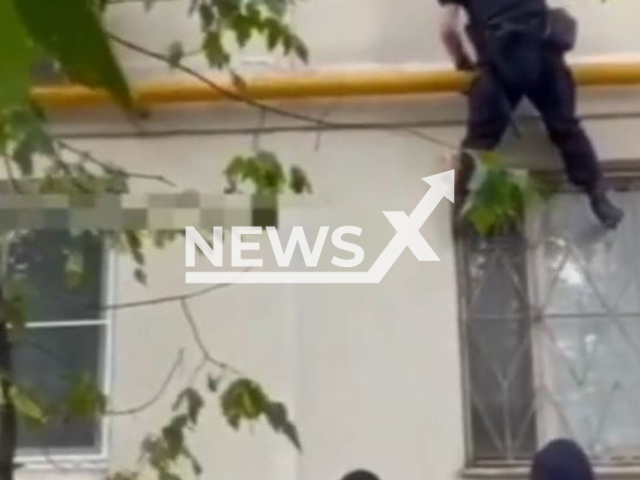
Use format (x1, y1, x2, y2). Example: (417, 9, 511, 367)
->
(458, 67, 518, 197)
(527, 54, 623, 229)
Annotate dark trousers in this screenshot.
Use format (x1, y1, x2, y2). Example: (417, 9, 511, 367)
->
(461, 52, 602, 193)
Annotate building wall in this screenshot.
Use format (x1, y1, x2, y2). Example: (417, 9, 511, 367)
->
(106, 0, 640, 80)
(19, 0, 640, 480)
(44, 102, 466, 480)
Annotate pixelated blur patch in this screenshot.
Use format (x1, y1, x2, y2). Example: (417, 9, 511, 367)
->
(0, 193, 256, 230)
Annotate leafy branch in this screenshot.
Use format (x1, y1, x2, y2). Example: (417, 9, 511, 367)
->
(101, 297, 301, 480)
(0, 0, 316, 478)
(107, 33, 455, 149)
(459, 151, 550, 236)
(55, 139, 177, 188)
(224, 150, 312, 196)
(180, 300, 243, 376)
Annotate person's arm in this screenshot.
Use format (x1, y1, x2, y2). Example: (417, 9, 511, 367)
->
(439, 4, 474, 71)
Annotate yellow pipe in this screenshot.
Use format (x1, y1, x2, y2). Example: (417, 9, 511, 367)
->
(32, 63, 640, 110)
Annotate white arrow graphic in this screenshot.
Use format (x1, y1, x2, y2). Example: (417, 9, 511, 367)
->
(186, 170, 455, 284)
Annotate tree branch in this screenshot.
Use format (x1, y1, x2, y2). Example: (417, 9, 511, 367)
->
(107, 350, 184, 416)
(18, 337, 186, 418)
(188, 355, 208, 386)
(16, 339, 76, 380)
(0, 300, 17, 480)
(99, 269, 250, 312)
(56, 139, 177, 188)
(180, 299, 243, 376)
(107, 33, 456, 150)
(2, 156, 22, 194)
(108, 33, 332, 126)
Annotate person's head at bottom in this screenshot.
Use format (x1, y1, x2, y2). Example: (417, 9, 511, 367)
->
(340, 470, 380, 480)
(531, 439, 595, 480)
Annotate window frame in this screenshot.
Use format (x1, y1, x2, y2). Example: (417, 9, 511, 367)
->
(458, 172, 640, 471)
(14, 245, 117, 469)
(456, 222, 538, 466)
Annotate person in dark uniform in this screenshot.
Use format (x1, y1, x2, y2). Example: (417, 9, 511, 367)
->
(438, 0, 624, 229)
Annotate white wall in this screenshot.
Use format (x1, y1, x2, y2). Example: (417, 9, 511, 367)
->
(105, 0, 640, 81)
(56, 105, 466, 480)
(20, 1, 640, 480)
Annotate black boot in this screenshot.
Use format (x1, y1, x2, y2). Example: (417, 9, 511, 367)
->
(588, 186, 624, 230)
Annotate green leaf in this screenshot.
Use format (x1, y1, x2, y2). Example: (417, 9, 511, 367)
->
(232, 14, 253, 47)
(102, 168, 129, 194)
(12, 141, 34, 176)
(107, 471, 139, 480)
(292, 35, 309, 63)
(173, 387, 204, 425)
(220, 378, 267, 429)
(134, 267, 147, 285)
(262, 0, 288, 18)
(124, 230, 145, 265)
(224, 156, 247, 194)
(94, 0, 111, 12)
(198, 3, 215, 31)
(476, 150, 504, 168)
(161, 414, 188, 459)
(206, 374, 219, 393)
(64, 249, 85, 287)
(467, 204, 496, 236)
(289, 165, 312, 194)
(159, 472, 181, 480)
(460, 152, 548, 236)
(245, 3, 263, 26)
(9, 385, 48, 427)
(0, 0, 34, 109)
(223, 151, 298, 196)
(142, 436, 167, 470)
(230, 70, 248, 91)
(216, 0, 240, 18)
(203, 31, 229, 68)
(255, 151, 284, 194)
(65, 375, 106, 419)
(263, 18, 282, 51)
(188, 455, 203, 476)
(167, 41, 184, 69)
(281, 28, 293, 54)
(265, 401, 302, 450)
(4, 287, 27, 331)
(153, 230, 179, 249)
(14, 0, 133, 108)
(219, 378, 302, 448)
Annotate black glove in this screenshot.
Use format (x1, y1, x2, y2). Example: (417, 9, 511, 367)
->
(455, 56, 476, 72)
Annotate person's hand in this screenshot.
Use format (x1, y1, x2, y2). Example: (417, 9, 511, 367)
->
(442, 151, 459, 171)
(455, 55, 476, 72)
(455, 57, 478, 96)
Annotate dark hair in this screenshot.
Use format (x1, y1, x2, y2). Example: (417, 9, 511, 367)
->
(340, 470, 380, 480)
(531, 439, 595, 480)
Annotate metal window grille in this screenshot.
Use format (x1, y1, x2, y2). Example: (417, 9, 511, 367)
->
(457, 180, 640, 465)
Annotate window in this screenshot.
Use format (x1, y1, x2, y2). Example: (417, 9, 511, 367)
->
(458, 180, 640, 465)
(7, 230, 111, 459)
